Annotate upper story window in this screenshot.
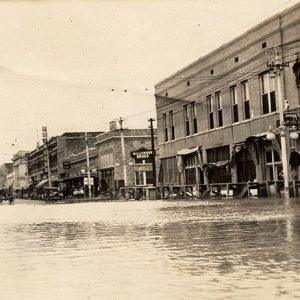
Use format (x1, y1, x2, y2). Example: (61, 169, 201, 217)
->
(216, 92, 223, 127)
(241, 80, 250, 120)
(191, 102, 198, 134)
(230, 85, 239, 123)
(261, 73, 276, 114)
(184, 105, 190, 136)
(207, 95, 214, 129)
(163, 113, 168, 142)
(169, 110, 175, 140)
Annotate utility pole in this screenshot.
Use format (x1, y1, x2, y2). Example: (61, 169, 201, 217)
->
(119, 118, 128, 199)
(85, 132, 92, 198)
(271, 52, 289, 198)
(42, 126, 52, 188)
(148, 118, 157, 187)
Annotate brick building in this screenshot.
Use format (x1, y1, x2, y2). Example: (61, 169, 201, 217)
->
(27, 132, 102, 187)
(155, 3, 300, 192)
(61, 146, 99, 196)
(95, 126, 158, 192)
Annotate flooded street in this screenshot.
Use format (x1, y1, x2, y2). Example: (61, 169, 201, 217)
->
(1, 198, 300, 300)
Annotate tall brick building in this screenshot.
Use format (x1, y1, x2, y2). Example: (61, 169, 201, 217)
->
(155, 3, 300, 191)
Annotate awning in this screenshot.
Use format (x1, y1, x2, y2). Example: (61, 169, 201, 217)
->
(35, 178, 49, 188)
(202, 160, 230, 170)
(177, 146, 198, 156)
(246, 132, 268, 141)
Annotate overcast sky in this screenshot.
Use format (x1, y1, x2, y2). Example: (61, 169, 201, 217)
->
(0, 0, 299, 164)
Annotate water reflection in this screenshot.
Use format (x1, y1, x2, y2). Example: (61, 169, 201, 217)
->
(0, 199, 300, 299)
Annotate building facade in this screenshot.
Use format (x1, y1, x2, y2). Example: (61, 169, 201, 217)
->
(0, 163, 13, 188)
(95, 127, 158, 192)
(27, 132, 102, 187)
(155, 3, 300, 190)
(12, 151, 29, 191)
(61, 146, 99, 197)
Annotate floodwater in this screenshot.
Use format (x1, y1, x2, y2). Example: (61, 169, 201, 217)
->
(0, 198, 300, 300)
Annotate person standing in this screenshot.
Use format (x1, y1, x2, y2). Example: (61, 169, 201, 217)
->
(289, 147, 300, 180)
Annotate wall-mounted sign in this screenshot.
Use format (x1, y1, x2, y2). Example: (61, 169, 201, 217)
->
(84, 177, 94, 185)
(63, 161, 71, 169)
(130, 150, 153, 160)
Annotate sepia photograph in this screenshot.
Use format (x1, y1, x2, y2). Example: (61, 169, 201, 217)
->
(1, 0, 300, 299)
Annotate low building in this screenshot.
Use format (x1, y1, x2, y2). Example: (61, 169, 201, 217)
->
(155, 3, 300, 194)
(95, 125, 158, 193)
(61, 146, 99, 197)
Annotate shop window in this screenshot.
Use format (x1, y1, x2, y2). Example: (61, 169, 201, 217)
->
(185, 168, 196, 185)
(207, 95, 214, 129)
(216, 92, 223, 127)
(265, 150, 282, 181)
(230, 85, 239, 123)
(207, 145, 230, 163)
(160, 157, 180, 185)
(184, 153, 197, 167)
(184, 153, 197, 185)
(135, 171, 153, 185)
(184, 105, 190, 136)
(261, 73, 276, 114)
(241, 80, 250, 120)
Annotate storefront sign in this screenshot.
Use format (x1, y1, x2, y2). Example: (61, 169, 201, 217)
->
(130, 150, 153, 160)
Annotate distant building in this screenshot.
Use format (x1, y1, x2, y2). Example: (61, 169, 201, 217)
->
(62, 146, 99, 196)
(0, 163, 13, 188)
(155, 3, 300, 189)
(27, 132, 102, 188)
(12, 151, 29, 191)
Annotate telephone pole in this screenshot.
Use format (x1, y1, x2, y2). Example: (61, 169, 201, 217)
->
(85, 132, 92, 198)
(42, 126, 52, 188)
(119, 117, 129, 199)
(148, 118, 156, 187)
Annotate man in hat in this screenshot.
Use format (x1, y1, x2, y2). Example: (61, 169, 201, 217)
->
(289, 147, 300, 180)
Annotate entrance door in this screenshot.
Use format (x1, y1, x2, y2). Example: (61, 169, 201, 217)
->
(236, 148, 256, 182)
